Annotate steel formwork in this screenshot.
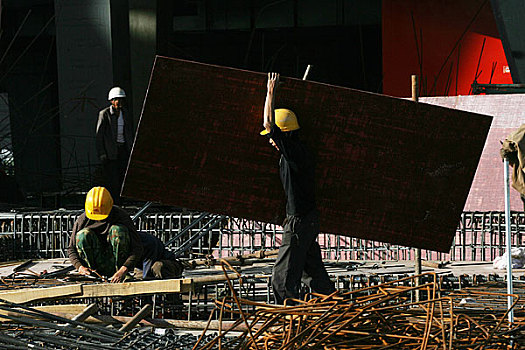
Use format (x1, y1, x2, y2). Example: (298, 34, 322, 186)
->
(215, 212, 525, 262)
(0, 211, 523, 262)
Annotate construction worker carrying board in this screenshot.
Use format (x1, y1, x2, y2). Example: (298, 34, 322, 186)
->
(68, 187, 183, 282)
(261, 72, 335, 304)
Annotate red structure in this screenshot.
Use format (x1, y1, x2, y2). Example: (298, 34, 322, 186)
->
(383, 0, 513, 97)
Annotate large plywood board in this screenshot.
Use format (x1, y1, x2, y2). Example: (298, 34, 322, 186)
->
(123, 57, 492, 252)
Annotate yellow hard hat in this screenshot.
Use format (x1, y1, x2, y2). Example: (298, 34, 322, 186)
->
(260, 109, 300, 135)
(85, 187, 113, 220)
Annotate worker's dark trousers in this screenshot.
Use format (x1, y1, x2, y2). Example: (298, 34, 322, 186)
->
(272, 210, 335, 305)
(75, 225, 131, 277)
(104, 144, 129, 204)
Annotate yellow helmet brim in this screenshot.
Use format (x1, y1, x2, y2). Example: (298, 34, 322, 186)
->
(260, 129, 269, 135)
(86, 211, 110, 221)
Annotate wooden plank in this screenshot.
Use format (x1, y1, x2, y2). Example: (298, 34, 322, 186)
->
(123, 57, 492, 252)
(0, 278, 193, 304)
(119, 304, 152, 332)
(0, 284, 82, 304)
(191, 273, 241, 284)
(78, 278, 193, 298)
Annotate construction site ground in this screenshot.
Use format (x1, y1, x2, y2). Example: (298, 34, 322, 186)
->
(0, 257, 521, 308)
(0, 258, 521, 282)
(0, 257, 524, 348)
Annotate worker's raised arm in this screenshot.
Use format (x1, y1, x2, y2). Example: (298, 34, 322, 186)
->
(263, 72, 279, 133)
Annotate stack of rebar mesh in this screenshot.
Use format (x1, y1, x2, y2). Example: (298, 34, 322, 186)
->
(195, 272, 525, 349)
(0, 299, 219, 350)
(0, 269, 524, 349)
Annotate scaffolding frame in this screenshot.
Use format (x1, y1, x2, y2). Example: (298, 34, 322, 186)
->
(0, 210, 522, 262)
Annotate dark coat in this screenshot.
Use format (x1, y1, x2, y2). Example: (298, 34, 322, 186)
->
(138, 232, 176, 278)
(96, 105, 134, 161)
(68, 206, 143, 270)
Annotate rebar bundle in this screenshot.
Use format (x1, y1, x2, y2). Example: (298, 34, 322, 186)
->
(0, 298, 220, 350)
(195, 272, 525, 349)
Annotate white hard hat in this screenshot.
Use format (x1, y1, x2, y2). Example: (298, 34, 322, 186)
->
(108, 87, 126, 100)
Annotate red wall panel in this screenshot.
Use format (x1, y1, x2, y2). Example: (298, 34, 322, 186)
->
(383, 0, 512, 97)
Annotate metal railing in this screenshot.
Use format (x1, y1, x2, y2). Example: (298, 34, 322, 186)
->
(0, 211, 523, 262)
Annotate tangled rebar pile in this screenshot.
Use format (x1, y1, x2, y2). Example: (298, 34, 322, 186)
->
(195, 272, 525, 349)
(0, 298, 223, 350)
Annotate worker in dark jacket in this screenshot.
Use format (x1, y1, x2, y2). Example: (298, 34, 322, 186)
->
(68, 187, 183, 282)
(261, 72, 335, 304)
(137, 231, 184, 280)
(68, 186, 143, 282)
(96, 87, 134, 204)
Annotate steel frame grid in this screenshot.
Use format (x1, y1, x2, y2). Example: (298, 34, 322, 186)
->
(0, 210, 523, 262)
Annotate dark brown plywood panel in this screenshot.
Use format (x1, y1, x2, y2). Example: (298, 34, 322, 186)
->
(123, 57, 492, 252)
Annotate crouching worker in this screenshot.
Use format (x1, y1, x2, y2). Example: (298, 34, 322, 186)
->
(68, 187, 184, 282)
(137, 231, 184, 280)
(68, 186, 143, 283)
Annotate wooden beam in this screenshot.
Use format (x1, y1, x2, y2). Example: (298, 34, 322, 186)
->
(191, 273, 241, 285)
(0, 278, 193, 304)
(119, 304, 152, 332)
(0, 284, 82, 304)
(78, 278, 193, 298)
(187, 249, 279, 268)
(71, 303, 99, 322)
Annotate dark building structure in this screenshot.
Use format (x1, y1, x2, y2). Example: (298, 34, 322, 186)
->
(0, 0, 382, 204)
(0, 0, 523, 209)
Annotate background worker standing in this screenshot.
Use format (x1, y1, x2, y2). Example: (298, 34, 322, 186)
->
(261, 72, 335, 304)
(96, 87, 134, 204)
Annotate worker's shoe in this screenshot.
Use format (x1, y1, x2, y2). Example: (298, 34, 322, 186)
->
(151, 259, 184, 279)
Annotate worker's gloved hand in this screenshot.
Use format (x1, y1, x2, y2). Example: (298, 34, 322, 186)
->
(500, 147, 511, 159)
(500, 140, 519, 163)
(500, 148, 519, 165)
(78, 266, 92, 276)
(100, 154, 108, 164)
(110, 265, 128, 283)
(151, 259, 184, 279)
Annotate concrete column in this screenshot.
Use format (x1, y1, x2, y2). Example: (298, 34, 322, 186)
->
(54, 0, 114, 191)
(110, 0, 133, 120)
(129, 0, 157, 127)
